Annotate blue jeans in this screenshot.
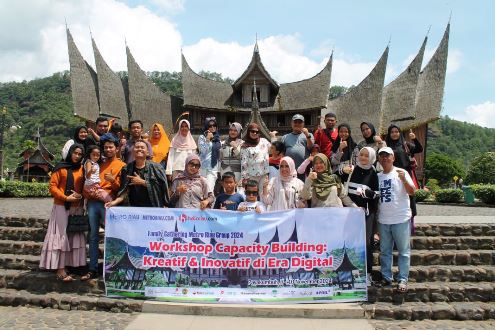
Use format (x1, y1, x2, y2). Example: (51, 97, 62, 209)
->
(378, 220, 411, 283)
(87, 200, 105, 272)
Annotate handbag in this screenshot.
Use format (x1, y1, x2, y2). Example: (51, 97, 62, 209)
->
(67, 206, 89, 233)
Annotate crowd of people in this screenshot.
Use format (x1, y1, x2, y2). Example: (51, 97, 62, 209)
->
(40, 112, 421, 294)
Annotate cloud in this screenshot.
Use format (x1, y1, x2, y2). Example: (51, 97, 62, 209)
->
(149, 0, 185, 13)
(0, 0, 182, 82)
(453, 101, 495, 128)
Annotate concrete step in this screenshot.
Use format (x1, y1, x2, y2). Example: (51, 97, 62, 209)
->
(371, 265, 495, 283)
(0, 217, 48, 229)
(373, 250, 495, 266)
(0, 254, 103, 271)
(414, 224, 495, 237)
(0, 269, 104, 294)
(0, 288, 142, 313)
(0, 240, 104, 257)
(367, 281, 495, 303)
(411, 236, 495, 250)
(0, 226, 104, 243)
(363, 301, 495, 321)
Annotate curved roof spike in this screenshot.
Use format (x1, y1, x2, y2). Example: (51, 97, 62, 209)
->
(449, 10, 452, 24)
(388, 34, 392, 47)
(64, 18, 68, 29)
(426, 25, 432, 37)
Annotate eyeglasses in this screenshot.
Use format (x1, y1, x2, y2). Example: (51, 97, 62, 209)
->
(188, 163, 201, 168)
(245, 190, 258, 196)
(249, 130, 260, 134)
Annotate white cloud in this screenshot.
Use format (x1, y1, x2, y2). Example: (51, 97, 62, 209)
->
(453, 101, 495, 128)
(149, 0, 185, 13)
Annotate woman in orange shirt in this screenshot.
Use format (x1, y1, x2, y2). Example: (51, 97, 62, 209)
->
(149, 123, 171, 168)
(39, 144, 87, 282)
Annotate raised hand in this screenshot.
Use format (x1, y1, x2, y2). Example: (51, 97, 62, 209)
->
(339, 140, 348, 151)
(308, 171, 318, 181)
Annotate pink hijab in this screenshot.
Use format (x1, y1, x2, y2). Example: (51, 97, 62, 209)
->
(279, 156, 297, 182)
(171, 119, 197, 150)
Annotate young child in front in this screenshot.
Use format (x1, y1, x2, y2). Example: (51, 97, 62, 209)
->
(213, 172, 245, 211)
(237, 180, 266, 213)
(84, 145, 112, 203)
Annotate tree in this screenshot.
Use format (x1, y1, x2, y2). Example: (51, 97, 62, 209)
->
(328, 86, 348, 99)
(465, 152, 495, 184)
(425, 152, 466, 186)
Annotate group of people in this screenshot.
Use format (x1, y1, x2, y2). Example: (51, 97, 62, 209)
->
(40, 112, 422, 294)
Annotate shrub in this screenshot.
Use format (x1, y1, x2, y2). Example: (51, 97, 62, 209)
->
(0, 181, 50, 198)
(471, 184, 495, 205)
(466, 152, 495, 184)
(425, 179, 441, 192)
(415, 189, 431, 202)
(434, 189, 463, 203)
(425, 152, 466, 186)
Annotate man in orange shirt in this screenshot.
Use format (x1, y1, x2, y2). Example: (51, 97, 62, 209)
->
(82, 135, 125, 281)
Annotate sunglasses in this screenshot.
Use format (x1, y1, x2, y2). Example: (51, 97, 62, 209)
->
(245, 190, 258, 196)
(249, 130, 260, 134)
(208, 124, 217, 128)
(188, 162, 201, 168)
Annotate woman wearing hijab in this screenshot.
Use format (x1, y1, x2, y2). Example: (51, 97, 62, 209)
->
(61, 126, 95, 160)
(240, 123, 272, 192)
(262, 156, 306, 211)
(220, 122, 243, 183)
(39, 144, 87, 282)
(166, 119, 198, 180)
(347, 147, 380, 285)
(171, 154, 214, 209)
(330, 124, 359, 182)
(385, 124, 423, 228)
(198, 117, 221, 192)
(300, 153, 356, 208)
(150, 123, 171, 168)
(357, 122, 386, 172)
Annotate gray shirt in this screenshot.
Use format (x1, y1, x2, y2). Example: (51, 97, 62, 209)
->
(282, 132, 314, 168)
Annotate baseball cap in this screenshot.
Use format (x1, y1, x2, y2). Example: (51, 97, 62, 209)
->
(378, 147, 394, 155)
(292, 114, 305, 122)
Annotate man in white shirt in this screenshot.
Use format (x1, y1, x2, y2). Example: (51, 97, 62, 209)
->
(377, 147, 416, 293)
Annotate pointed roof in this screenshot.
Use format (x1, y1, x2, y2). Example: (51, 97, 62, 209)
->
(126, 45, 174, 134)
(66, 28, 100, 121)
(266, 227, 280, 244)
(91, 37, 129, 127)
(18, 129, 54, 168)
(380, 36, 427, 133)
(325, 46, 389, 135)
(335, 244, 358, 272)
(284, 221, 298, 244)
(172, 221, 186, 243)
(181, 54, 233, 110)
(233, 42, 279, 89)
(241, 80, 272, 140)
(403, 23, 450, 129)
(191, 225, 206, 244)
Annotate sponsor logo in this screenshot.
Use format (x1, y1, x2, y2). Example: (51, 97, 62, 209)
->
(179, 213, 218, 222)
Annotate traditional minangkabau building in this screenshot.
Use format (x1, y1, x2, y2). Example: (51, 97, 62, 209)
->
(16, 129, 54, 182)
(66, 23, 449, 183)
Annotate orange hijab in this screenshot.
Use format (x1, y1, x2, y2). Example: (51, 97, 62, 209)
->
(150, 123, 171, 163)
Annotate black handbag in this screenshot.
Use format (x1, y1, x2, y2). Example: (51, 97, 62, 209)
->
(67, 214, 89, 233)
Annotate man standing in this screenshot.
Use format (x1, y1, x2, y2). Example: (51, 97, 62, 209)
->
(314, 112, 338, 158)
(123, 120, 153, 164)
(87, 116, 110, 143)
(82, 135, 125, 281)
(281, 114, 314, 181)
(108, 140, 169, 208)
(376, 146, 416, 293)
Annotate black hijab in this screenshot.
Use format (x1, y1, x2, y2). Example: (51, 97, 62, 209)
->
(331, 124, 357, 161)
(72, 125, 94, 150)
(360, 122, 377, 145)
(53, 143, 84, 210)
(385, 124, 410, 169)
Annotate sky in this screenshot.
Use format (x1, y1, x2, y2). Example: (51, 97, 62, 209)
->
(0, 0, 494, 128)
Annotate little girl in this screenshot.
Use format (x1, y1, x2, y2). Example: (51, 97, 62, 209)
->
(84, 146, 112, 203)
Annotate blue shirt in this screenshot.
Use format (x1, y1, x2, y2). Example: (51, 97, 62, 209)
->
(213, 193, 245, 211)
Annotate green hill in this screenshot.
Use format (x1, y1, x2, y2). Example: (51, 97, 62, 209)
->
(0, 73, 494, 173)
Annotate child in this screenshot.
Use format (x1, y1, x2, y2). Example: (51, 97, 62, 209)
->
(268, 141, 285, 179)
(213, 172, 245, 211)
(237, 180, 266, 213)
(297, 144, 320, 177)
(83, 145, 112, 203)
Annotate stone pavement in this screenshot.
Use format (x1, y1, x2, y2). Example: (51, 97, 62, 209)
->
(0, 305, 137, 329)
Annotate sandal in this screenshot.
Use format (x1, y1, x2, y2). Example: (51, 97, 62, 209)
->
(397, 280, 408, 293)
(56, 273, 75, 282)
(80, 271, 98, 281)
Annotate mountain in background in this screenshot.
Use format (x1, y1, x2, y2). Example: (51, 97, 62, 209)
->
(0, 72, 493, 171)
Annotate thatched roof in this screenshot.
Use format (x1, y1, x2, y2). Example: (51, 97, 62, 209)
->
(233, 42, 279, 89)
(92, 37, 129, 127)
(126, 46, 174, 134)
(325, 46, 389, 135)
(380, 37, 427, 133)
(400, 23, 450, 130)
(66, 28, 100, 121)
